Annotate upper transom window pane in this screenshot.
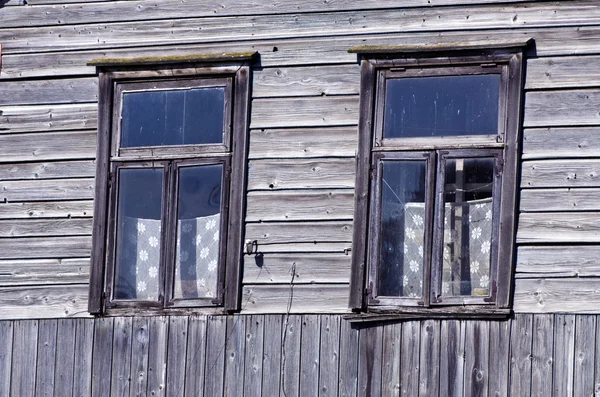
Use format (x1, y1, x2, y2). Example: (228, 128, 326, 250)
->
(121, 87, 226, 148)
(383, 74, 500, 139)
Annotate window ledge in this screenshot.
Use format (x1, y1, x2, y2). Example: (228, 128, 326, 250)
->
(348, 38, 533, 55)
(344, 306, 511, 323)
(87, 51, 258, 67)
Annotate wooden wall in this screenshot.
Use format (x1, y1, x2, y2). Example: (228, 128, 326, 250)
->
(2, 0, 600, 318)
(2, 313, 600, 397)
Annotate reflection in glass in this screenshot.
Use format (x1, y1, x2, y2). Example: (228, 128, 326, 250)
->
(121, 87, 225, 148)
(114, 168, 163, 300)
(378, 160, 427, 298)
(441, 158, 495, 297)
(384, 74, 500, 138)
(173, 164, 223, 300)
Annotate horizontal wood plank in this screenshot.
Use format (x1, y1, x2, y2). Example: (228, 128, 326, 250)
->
(526, 55, 600, 90)
(0, 258, 90, 286)
(243, 253, 351, 284)
(0, 78, 97, 106)
(248, 158, 355, 190)
(240, 242, 352, 254)
(522, 127, 600, 159)
(0, 178, 95, 202)
(524, 90, 600, 127)
(246, 190, 354, 222)
(0, 218, 92, 238)
(521, 160, 600, 188)
(521, 188, 600, 212)
(516, 246, 600, 278)
(514, 278, 600, 313)
(0, 160, 95, 181)
(241, 284, 349, 314)
(0, 131, 96, 163)
(0, 236, 91, 259)
(0, 200, 94, 219)
(245, 221, 353, 245)
(517, 212, 600, 243)
(0, 285, 91, 320)
(0, 104, 97, 134)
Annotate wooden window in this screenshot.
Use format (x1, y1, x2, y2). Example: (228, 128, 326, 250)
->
(349, 43, 528, 316)
(88, 54, 254, 314)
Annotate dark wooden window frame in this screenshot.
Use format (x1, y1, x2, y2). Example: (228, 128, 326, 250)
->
(88, 53, 255, 314)
(349, 42, 529, 317)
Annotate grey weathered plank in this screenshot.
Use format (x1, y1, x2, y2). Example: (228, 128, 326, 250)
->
(241, 242, 351, 254)
(463, 321, 489, 397)
(318, 315, 341, 397)
(248, 158, 355, 191)
(223, 316, 246, 397)
(553, 314, 575, 397)
(73, 318, 94, 397)
(338, 318, 359, 397)
(0, 321, 14, 397)
(111, 317, 133, 397)
(261, 315, 282, 397)
(0, 78, 97, 106)
(0, 257, 89, 286)
(440, 320, 464, 397)
(401, 320, 421, 397)
(0, 284, 89, 320)
(248, 127, 357, 160)
(0, 178, 95, 202)
(521, 188, 600, 212)
(0, 104, 97, 134)
(419, 320, 440, 397)
(516, 246, 600, 278)
(517, 212, 600, 244)
(245, 221, 352, 246)
(526, 55, 600, 90)
(524, 89, 600, 127)
(299, 315, 321, 397)
(91, 317, 114, 397)
(280, 315, 301, 397)
(204, 316, 226, 397)
(241, 284, 349, 314)
(183, 316, 206, 397)
(146, 317, 168, 397)
(573, 315, 595, 397)
(515, 278, 600, 313)
(243, 253, 350, 284)
(0, 236, 91, 259)
(165, 316, 188, 397)
(0, 218, 92, 238)
(0, 200, 94, 220)
(595, 316, 600, 396)
(521, 159, 600, 188)
(0, 130, 96, 163)
(381, 321, 401, 397)
(10, 320, 38, 397)
(488, 320, 510, 397)
(36, 319, 58, 397)
(0, 160, 95, 180)
(530, 314, 554, 397)
(246, 190, 354, 222)
(357, 324, 383, 397)
(509, 314, 532, 397)
(523, 127, 600, 160)
(243, 315, 264, 397)
(129, 317, 150, 397)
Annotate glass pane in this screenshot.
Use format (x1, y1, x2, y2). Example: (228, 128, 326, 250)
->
(121, 87, 225, 148)
(378, 160, 427, 298)
(114, 168, 163, 301)
(441, 158, 495, 297)
(174, 164, 223, 300)
(383, 74, 500, 138)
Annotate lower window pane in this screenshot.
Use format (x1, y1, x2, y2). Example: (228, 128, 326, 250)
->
(174, 164, 223, 300)
(114, 168, 163, 301)
(441, 158, 495, 297)
(379, 160, 427, 298)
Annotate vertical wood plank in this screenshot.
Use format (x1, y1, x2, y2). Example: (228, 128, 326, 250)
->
(553, 314, 575, 397)
(223, 315, 246, 397)
(183, 316, 206, 397)
(530, 314, 554, 397)
(509, 314, 533, 397)
(319, 315, 341, 397)
(244, 315, 265, 397)
(463, 321, 489, 397)
(11, 320, 39, 397)
(439, 320, 463, 397)
(204, 315, 226, 397)
(54, 319, 76, 397)
(489, 319, 510, 397)
(358, 324, 383, 397)
(0, 321, 14, 397)
(146, 316, 168, 397)
(594, 315, 600, 396)
(130, 317, 150, 397)
(300, 315, 321, 397)
(338, 318, 359, 397)
(381, 321, 401, 397)
(261, 315, 282, 397)
(419, 319, 440, 397)
(401, 320, 421, 397)
(111, 316, 133, 397)
(73, 319, 94, 397)
(36, 319, 58, 397)
(92, 317, 114, 397)
(574, 315, 595, 397)
(165, 316, 188, 397)
(280, 315, 301, 397)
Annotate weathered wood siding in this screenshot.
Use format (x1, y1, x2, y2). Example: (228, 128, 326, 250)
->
(0, 314, 599, 397)
(2, 0, 600, 317)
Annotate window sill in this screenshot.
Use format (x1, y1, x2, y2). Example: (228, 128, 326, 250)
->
(344, 306, 511, 323)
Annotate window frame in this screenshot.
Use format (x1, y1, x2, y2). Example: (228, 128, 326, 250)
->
(88, 54, 254, 314)
(349, 44, 527, 316)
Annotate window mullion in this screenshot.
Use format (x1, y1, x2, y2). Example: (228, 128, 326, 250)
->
(430, 151, 447, 305)
(161, 160, 177, 308)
